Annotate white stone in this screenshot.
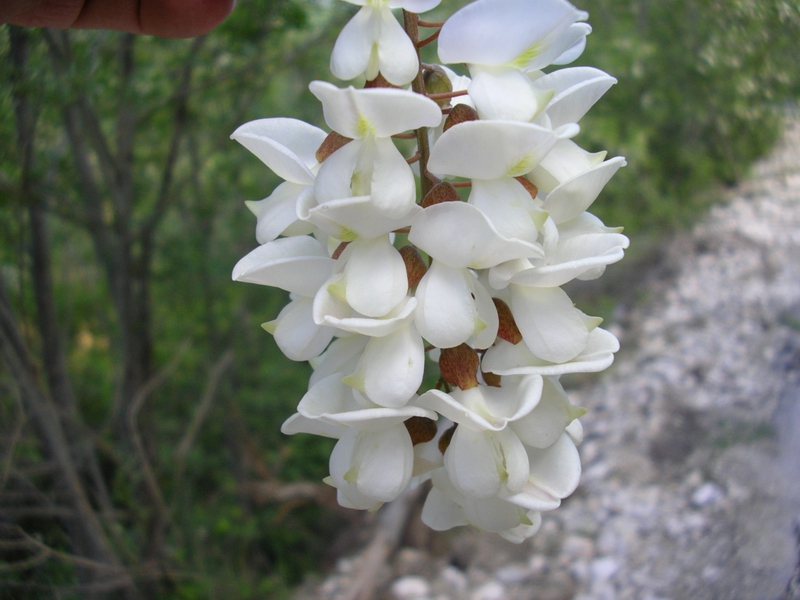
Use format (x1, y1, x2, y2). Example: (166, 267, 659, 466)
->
(590, 557, 620, 582)
(469, 581, 506, 600)
(391, 575, 432, 599)
(691, 482, 725, 507)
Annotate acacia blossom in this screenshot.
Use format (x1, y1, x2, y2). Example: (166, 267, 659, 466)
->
(231, 0, 628, 541)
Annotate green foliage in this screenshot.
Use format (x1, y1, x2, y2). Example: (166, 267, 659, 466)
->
(575, 0, 800, 232)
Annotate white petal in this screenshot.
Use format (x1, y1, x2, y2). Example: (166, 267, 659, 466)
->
(482, 328, 619, 376)
(511, 232, 629, 288)
(438, 0, 582, 67)
(417, 388, 505, 431)
(534, 67, 616, 128)
(231, 118, 325, 185)
(303, 194, 420, 240)
(314, 139, 362, 203)
(469, 178, 546, 245)
(310, 81, 441, 139)
(315, 290, 417, 337)
(247, 182, 312, 245)
(267, 296, 335, 361)
(298, 374, 363, 418)
(421, 485, 468, 531)
(467, 66, 544, 122)
(526, 432, 581, 498)
(280, 413, 346, 439)
(352, 323, 425, 407)
(376, 7, 419, 86)
(543, 156, 626, 223)
(469, 274, 500, 350)
(352, 427, 414, 501)
(549, 23, 592, 66)
(409, 202, 542, 270)
(498, 511, 542, 543)
(445, 427, 503, 497)
(330, 6, 378, 82)
(511, 377, 579, 448)
(414, 262, 479, 349)
(528, 138, 606, 193)
(309, 336, 369, 387)
(428, 120, 558, 180)
(501, 484, 561, 511)
(232, 236, 334, 296)
(370, 137, 417, 217)
(511, 285, 589, 363)
(344, 237, 408, 317)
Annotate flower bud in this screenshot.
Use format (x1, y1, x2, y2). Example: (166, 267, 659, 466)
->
(439, 343, 480, 390)
(404, 416, 438, 446)
(443, 103, 479, 133)
(316, 130, 352, 163)
(399, 245, 428, 289)
(424, 65, 453, 108)
(421, 181, 461, 208)
(481, 369, 502, 388)
(493, 298, 523, 344)
(515, 176, 539, 200)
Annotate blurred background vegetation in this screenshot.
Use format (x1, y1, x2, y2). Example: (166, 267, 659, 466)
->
(1, 0, 799, 597)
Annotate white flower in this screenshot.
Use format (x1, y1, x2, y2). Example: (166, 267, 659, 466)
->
(331, 0, 442, 86)
(438, 0, 591, 121)
(309, 81, 441, 222)
(231, 118, 325, 243)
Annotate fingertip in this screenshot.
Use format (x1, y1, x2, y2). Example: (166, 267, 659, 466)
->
(140, 0, 235, 38)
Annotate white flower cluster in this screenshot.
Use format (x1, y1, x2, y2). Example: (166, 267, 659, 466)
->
(232, 0, 628, 542)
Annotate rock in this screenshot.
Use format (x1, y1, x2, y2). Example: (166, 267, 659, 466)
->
(391, 576, 431, 599)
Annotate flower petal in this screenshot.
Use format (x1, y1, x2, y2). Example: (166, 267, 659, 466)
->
(414, 261, 481, 349)
(467, 66, 545, 122)
(247, 182, 312, 245)
(511, 285, 589, 363)
(542, 156, 626, 223)
(330, 6, 377, 82)
(428, 120, 558, 180)
(266, 296, 335, 361)
(232, 236, 334, 296)
(526, 432, 581, 498)
(376, 7, 419, 85)
(534, 66, 616, 128)
(409, 202, 542, 270)
(369, 137, 417, 217)
(344, 236, 408, 318)
(231, 118, 325, 185)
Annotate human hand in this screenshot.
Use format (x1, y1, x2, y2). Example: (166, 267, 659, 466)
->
(1, 0, 235, 38)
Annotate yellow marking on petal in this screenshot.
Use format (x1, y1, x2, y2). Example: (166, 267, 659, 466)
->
(341, 372, 365, 392)
(520, 513, 534, 526)
(327, 277, 348, 303)
(338, 227, 358, 242)
(508, 42, 544, 70)
(261, 320, 278, 335)
(473, 316, 487, 335)
(531, 208, 549, 231)
(356, 114, 374, 139)
(507, 154, 538, 178)
(343, 468, 358, 483)
(322, 476, 335, 487)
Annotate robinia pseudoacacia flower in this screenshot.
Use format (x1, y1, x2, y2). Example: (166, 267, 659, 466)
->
(232, 0, 628, 541)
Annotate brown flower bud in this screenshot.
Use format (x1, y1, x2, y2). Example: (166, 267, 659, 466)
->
(316, 131, 352, 163)
(438, 424, 457, 455)
(364, 73, 400, 89)
(482, 370, 502, 387)
(443, 103, 479, 132)
(493, 298, 523, 344)
(515, 176, 539, 199)
(399, 245, 428, 289)
(439, 343, 480, 390)
(404, 416, 438, 446)
(421, 181, 461, 208)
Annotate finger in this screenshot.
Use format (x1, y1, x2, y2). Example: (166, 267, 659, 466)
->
(75, 0, 235, 38)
